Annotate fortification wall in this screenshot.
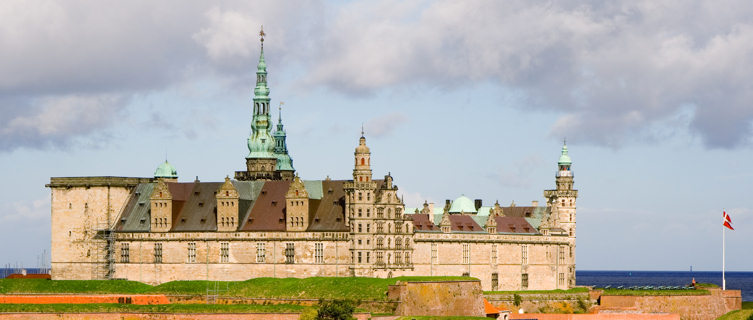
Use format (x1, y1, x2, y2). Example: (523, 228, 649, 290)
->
(599, 288, 742, 320)
(392, 280, 484, 317)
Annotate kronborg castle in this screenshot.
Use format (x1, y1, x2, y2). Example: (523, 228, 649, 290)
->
(48, 34, 578, 291)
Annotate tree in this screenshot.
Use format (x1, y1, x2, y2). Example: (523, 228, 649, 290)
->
(316, 299, 356, 320)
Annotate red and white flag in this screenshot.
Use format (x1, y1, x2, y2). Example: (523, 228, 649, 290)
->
(723, 211, 734, 230)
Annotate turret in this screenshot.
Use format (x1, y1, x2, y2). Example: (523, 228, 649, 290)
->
(285, 175, 309, 231)
(273, 105, 295, 180)
(216, 177, 239, 232)
(150, 179, 172, 232)
(543, 141, 578, 237)
(154, 160, 178, 182)
(353, 130, 372, 182)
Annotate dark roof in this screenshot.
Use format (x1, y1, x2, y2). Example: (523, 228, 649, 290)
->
(172, 182, 222, 231)
(500, 206, 537, 218)
(240, 180, 290, 231)
(307, 180, 348, 232)
(494, 216, 537, 234)
(114, 183, 153, 232)
(449, 214, 484, 232)
(410, 214, 439, 231)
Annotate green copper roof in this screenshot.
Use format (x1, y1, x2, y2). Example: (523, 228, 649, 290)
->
(449, 195, 477, 213)
(246, 33, 276, 159)
(273, 107, 295, 171)
(558, 143, 572, 165)
(154, 160, 178, 179)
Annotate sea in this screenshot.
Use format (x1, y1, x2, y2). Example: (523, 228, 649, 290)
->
(1, 268, 751, 301)
(577, 270, 753, 301)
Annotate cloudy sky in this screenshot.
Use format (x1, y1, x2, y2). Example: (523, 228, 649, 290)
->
(1, 0, 751, 272)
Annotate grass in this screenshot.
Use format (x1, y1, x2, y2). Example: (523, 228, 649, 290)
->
(0, 303, 311, 314)
(743, 301, 753, 309)
(484, 287, 589, 295)
(717, 309, 753, 320)
(0, 276, 475, 301)
(601, 288, 709, 296)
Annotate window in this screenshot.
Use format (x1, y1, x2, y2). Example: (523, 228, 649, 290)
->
(120, 243, 130, 263)
(366, 224, 370, 233)
(358, 251, 362, 263)
(395, 252, 402, 265)
(405, 252, 410, 264)
(358, 192, 362, 201)
(154, 243, 162, 263)
(559, 272, 565, 287)
(522, 245, 528, 265)
(559, 246, 565, 264)
(188, 242, 196, 263)
(395, 237, 402, 249)
(358, 223, 362, 233)
(285, 243, 295, 264)
(521, 273, 529, 289)
(376, 237, 384, 249)
(462, 243, 470, 264)
(431, 243, 437, 264)
(491, 244, 497, 264)
(376, 222, 383, 233)
(358, 209, 362, 217)
(315, 243, 324, 264)
(220, 242, 229, 263)
(256, 242, 266, 263)
(366, 252, 370, 263)
(377, 208, 383, 218)
(395, 223, 402, 234)
(570, 246, 574, 258)
(491, 273, 499, 291)
(404, 237, 410, 249)
(376, 252, 384, 264)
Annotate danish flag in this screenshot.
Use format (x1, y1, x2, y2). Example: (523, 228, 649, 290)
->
(723, 211, 734, 230)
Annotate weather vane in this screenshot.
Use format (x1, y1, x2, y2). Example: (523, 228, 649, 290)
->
(259, 25, 265, 43)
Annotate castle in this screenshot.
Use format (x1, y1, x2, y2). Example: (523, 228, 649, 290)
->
(48, 32, 577, 291)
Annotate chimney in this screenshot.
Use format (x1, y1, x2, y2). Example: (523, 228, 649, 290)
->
(474, 199, 482, 210)
(532, 200, 539, 207)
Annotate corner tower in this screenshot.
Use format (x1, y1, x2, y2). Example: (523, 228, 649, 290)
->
(236, 26, 278, 181)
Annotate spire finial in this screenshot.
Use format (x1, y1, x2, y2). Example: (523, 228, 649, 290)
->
(278, 101, 284, 124)
(259, 25, 265, 44)
(563, 137, 567, 145)
(361, 123, 365, 137)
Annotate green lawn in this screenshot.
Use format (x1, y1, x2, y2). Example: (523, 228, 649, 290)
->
(716, 309, 753, 320)
(743, 301, 753, 310)
(0, 303, 311, 313)
(0, 276, 475, 301)
(484, 287, 589, 295)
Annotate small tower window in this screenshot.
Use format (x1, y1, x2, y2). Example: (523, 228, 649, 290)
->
(361, 158, 365, 165)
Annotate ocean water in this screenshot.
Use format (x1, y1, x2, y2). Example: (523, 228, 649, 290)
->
(577, 270, 753, 301)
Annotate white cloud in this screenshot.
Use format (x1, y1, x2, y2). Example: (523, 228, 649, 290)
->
(365, 112, 408, 137)
(0, 197, 49, 223)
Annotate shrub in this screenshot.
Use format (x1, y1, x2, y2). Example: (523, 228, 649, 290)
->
(513, 294, 522, 307)
(316, 299, 355, 320)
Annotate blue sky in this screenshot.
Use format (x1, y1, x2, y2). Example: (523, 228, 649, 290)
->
(0, 0, 751, 271)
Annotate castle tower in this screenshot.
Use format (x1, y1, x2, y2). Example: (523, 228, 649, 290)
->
(153, 160, 178, 182)
(543, 141, 578, 288)
(150, 179, 173, 232)
(236, 26, 278, 181)
(344, 132, 378, 276)
(273, 106, 295, 181)
(216, 177, 239, 232)
(285, 175, 309, 231)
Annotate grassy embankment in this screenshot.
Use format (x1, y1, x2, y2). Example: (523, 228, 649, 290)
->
(0, 276, 472, 301)
(395, 317, 489, 320)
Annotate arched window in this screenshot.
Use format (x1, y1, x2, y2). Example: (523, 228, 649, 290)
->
(361, 158, 365, 165)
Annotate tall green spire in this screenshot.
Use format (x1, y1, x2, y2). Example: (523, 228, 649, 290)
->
(246, 25, 276, 159)
(273, 103, 295, 172)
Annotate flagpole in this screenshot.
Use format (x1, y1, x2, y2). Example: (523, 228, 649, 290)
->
(723, 209, 726, 290)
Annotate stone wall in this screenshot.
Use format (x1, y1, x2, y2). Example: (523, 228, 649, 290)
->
(485, 292, 592, 313)
(0, 313, 371, 320)
(392, 280, 484, 317)
(510, 314, 680, 320)
(599, 288, 742, 320)
(0, 294, 169, 305)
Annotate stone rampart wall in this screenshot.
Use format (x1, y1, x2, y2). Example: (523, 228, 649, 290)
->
(0, 294, 169, 305)
(393, 280, 484, 317)
(510, 313, 680, 320)
(599, 288, 742, 320)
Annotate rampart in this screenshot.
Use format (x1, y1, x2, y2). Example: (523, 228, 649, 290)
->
(390, 280, 484, 317)
(598, 288, 741, 320)
(0, 294, 169, 305)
